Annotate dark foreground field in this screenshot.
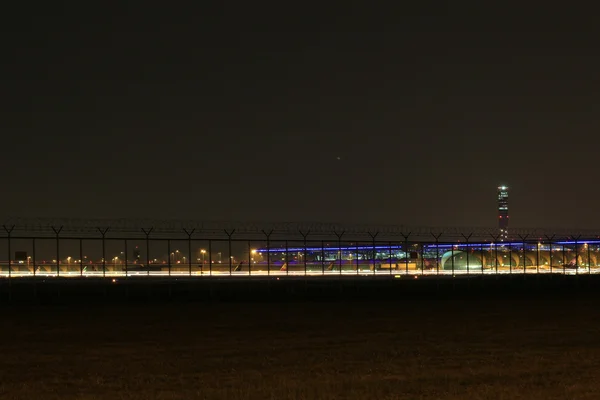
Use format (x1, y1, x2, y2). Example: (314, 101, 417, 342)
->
(1, 294, 600, 399)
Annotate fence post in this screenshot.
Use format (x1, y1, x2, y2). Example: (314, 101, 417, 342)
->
(461, 233, 472, 275)
(248, 241, 252, 276)
(52, 226, 63, 277)
(355, 241, 360, 275)
(544, 235, 555, 274)
(536, 239, 540, 274)
(450, 243, 455, 278)
(420, 242, 425, 275)
(262, 230, 273, 276)
(3, 225, 14, 278)
(451, 242, 455, 276)
(183, 228, 195, 277)
(518, 234, 529, 276)
(97, 227, 110, 278)
(124, 239, 128, 278)
(368, 231, 379, 276)
(167, 238, 171, 277)
(141, 228, 153, 276)
(489, 234, 500, 276)
(321, 240, 325, 276)
(432, 232, 443, 276)
(573, 234, 581, 276)
(224, 229, 235, 276)
(509, 241, 513, 274)
(562, 243, 566, 275)
(480, 242, 485, 275)
(401, 232, 411, 275)
(389, 241, 392, 276)
(494, 236, 500, 275)
(334, 230, 345, 276)
(587, 240, 592, 275)
(79, 238, 84, 277)
(32, 237, 37, 277)
(208, 239, 212, 276)
(285, 240, 289, 276)
(299, 230, 310, 276)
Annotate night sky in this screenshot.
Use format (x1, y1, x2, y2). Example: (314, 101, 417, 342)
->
(2, 4, 599, 230)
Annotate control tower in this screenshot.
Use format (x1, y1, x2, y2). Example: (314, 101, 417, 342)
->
(497, 185, 509, 240)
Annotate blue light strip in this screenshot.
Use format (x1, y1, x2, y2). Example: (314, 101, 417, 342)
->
(255, 245, 406, 253)
(556, 241, 600, 245)
(424, 242, 525, 248)
(255, 241, 600, 253)
(255, 243, 520, 253)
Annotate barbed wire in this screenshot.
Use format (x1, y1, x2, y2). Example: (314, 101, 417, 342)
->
(0, 217, 599, 240)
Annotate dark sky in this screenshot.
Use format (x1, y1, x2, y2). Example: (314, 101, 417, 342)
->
(1, 4, 599, 229)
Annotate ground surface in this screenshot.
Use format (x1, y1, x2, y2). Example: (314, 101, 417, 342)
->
(1, 295, 599, 399)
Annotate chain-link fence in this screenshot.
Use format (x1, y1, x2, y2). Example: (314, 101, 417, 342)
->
(0, 219, 597, 278)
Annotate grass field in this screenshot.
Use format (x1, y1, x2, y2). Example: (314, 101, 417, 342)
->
(1, 294, 599, 399)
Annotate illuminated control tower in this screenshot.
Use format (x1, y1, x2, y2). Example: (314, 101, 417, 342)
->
(497, 185, 509, 241)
